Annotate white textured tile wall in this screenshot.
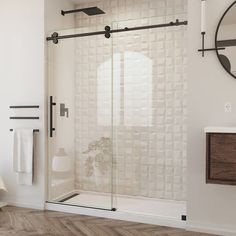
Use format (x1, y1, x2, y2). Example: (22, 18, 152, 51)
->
(74, 0, 187, 201)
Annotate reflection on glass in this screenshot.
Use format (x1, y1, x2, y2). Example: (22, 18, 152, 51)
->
(124, 52, 152, 127)
(97, 54, 121, 126)
(97, 52, 152, 127)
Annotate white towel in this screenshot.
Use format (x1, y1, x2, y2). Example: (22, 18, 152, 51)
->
(0, 176, 6, 191)
(13, 129, 34, 185)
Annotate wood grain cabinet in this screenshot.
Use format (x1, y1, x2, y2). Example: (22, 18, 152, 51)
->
(205, 128, 236, 185)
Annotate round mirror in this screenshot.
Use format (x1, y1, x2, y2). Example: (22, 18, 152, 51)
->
(215, 1, 236, 79)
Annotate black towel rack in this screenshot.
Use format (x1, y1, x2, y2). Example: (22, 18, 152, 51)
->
(9, 105, 40, 120)
(10, 129, 39, 132)
(9, 105, 40, 109)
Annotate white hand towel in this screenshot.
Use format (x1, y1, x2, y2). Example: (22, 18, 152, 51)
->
(0, 176, 6, 191)
(13, 129, 34, 185)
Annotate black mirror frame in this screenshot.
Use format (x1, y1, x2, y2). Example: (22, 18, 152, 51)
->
(215, 0, 236, 79)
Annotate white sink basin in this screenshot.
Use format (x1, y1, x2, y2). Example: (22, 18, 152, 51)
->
(204, 126, 236, 133)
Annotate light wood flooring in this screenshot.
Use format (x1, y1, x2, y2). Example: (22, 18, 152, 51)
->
(0, 206, 219, 236)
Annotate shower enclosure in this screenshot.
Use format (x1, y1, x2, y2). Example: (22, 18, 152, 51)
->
(47, 14, 187, 221)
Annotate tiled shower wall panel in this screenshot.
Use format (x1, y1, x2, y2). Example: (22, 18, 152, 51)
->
(75, 0, 187, 201)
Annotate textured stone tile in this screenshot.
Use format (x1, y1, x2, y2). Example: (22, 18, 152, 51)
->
(74, 0, 187, 201)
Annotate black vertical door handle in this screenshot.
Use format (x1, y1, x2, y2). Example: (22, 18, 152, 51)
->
(49, 96, 56, 138)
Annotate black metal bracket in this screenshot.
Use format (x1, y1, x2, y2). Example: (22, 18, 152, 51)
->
(105, 26, 111, 38)
(51, 32, 59, 44)
(198, 32, 226, 56)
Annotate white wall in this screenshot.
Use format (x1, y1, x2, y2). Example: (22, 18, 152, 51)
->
(45, 0, 75, 32)
(0, 0, 74, 209)
(187, 0, 236, 235)
(0, 0, 45, 209)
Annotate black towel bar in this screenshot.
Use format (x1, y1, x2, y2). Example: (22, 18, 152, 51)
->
(10, 117, 39, 120)
(9, 106, 40, 109)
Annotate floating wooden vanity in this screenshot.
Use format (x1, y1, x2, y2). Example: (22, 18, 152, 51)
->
(205, 127, 236, 185)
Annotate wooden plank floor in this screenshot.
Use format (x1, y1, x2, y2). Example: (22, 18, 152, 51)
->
(0, 206, 218, 236)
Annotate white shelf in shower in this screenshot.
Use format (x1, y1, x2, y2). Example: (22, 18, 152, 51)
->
(51, 178, 74, 187)
(204, 126, 236, 133)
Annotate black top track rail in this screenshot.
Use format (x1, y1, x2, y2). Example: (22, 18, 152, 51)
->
(47, 19, 188, 44)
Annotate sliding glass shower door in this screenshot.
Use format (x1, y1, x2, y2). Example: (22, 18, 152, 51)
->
(47, 26, 115, 210)
(47, 15, 187, 217)
(111, 16, 187, 213)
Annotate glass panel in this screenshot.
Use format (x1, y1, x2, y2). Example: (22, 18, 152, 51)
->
(112, 16, 187, 214)
(47, 14, 187, 217)
(47, 26, 114, 210)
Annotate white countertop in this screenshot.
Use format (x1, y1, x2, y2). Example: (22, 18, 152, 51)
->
(204, 127, 236, 133)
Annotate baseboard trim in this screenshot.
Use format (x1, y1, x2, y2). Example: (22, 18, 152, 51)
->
(7, 201, 44, 210)
(45, 202, 186, 229)
(187, 221, 236, 236)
